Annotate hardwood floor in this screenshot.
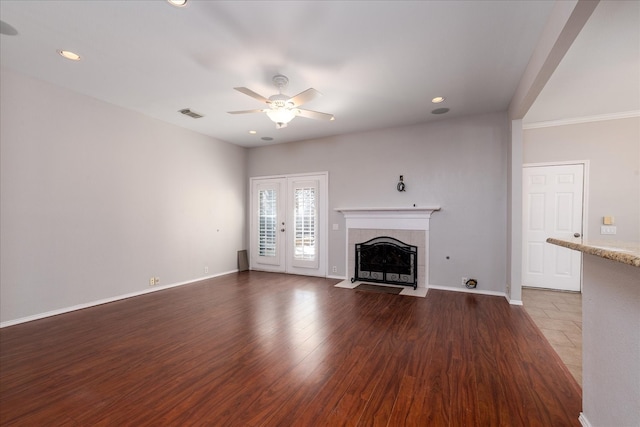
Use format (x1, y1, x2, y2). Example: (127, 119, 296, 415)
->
(0, 271, 582, 426)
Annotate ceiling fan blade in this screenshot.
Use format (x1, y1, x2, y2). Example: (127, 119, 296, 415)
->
(296, 109, 335, 121)
(227, 109, 267, 114)
(289, 88, 321, 107)
(233, 87, 271, 104)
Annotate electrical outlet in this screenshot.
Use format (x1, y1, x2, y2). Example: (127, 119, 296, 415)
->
(461, 277, 468, 287)
(149, 277, 155, 286)
(205, 266, 209, 274)
(332, 266, 337, 273)
(154, 277, 160, 285)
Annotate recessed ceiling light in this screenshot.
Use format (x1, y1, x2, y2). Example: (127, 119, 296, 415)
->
(57, 50, 81, 61)
(431, 97, 445, 104)
(249, 130, 257, 135)
(261, 137, 274, 141)
(431, 108, 450, 115)
(167, 0, 188, 7)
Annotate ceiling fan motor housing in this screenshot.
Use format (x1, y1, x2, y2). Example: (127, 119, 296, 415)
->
(268, 93, 294, 108)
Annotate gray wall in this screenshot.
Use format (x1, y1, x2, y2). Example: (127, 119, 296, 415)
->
(248, 112, 509, 292)
(524, 117, 640, 242)
(0, 69, 247, 324)
(582, 254, 640, 426)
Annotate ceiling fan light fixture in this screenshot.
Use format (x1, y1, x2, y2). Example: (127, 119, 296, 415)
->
(266, 107, 297, 128)
(167, 0, 188, 7)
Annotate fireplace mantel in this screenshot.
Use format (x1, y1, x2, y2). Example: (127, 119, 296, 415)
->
(336, 207, 440, 214)
(337, 207, 440, 288)
(336, 207, 440, 230)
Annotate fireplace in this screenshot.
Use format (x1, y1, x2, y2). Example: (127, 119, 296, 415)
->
(337, 207, 440, 289)
(352, 236, 417, 289)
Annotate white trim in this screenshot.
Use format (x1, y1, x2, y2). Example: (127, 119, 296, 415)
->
(523, 110, 640, 129)
(0, 270, 237, 328)
(578, 413, 592, 427)
(427, 284, 507, 299)
(326, 274, 346, 280)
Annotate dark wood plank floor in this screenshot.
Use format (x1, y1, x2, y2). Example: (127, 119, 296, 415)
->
(0, 271, 582, 426)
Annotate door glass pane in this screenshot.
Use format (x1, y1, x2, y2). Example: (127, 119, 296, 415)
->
(259, 189, 277, 257)
(293, 187, 316, 261)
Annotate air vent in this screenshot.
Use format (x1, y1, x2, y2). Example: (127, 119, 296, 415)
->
(179, 108, 204, 119)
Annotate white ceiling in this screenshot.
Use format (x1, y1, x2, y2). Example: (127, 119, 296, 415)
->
(0, 1, 637, 147)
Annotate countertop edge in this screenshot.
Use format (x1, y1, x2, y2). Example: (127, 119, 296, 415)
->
(546, 238, 640, 268)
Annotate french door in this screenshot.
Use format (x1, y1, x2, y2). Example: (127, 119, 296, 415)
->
(523, 163, 585, 291)
(250, 173, 327, 277)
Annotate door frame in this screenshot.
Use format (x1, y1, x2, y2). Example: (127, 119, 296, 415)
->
(249, 171, 329, 277)
(522, 160, 589, 291)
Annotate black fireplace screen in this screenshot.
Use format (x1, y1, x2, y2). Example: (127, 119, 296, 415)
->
(351, 236, 418, 289)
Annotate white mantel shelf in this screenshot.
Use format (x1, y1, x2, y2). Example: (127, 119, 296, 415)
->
(336, 207, 441, 230)
(336, 207, 441, 212)
(336, 207, 441, 216)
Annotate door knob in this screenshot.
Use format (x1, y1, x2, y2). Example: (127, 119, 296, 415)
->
(574, 233, 581, 238)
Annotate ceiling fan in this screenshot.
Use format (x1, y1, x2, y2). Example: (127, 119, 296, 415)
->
(228, 75, 335, 129)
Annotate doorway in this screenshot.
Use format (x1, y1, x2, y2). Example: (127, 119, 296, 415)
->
(250, 172, 328, 277)
(522, 162, 586, 291)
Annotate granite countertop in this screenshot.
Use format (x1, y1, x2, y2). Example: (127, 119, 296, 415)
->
(546, 238, 640, 268)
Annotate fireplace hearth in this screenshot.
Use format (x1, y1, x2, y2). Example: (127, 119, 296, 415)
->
(351, 236, 418, 289)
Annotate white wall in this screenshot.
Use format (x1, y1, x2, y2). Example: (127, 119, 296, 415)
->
(248, 113, 509, 292)
(524, 117, 640, 242)
(0, 68, 247, 324)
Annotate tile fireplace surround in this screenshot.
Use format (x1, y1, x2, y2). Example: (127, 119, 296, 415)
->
(336, 208, 440, 288)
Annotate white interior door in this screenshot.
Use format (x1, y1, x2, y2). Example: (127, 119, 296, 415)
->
(523, 163, 584, 291)
(250, 173, 327, 277)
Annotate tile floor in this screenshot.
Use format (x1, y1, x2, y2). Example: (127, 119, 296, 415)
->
(522, 287, 582, 386)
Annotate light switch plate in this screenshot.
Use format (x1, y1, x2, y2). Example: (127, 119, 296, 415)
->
(601, 225, 617, 235)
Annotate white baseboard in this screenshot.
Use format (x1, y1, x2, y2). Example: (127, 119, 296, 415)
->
(326, 274, 346, 280)
(0, 270, 238, 328)
(427, 284, 507, 299)
(578, 413, 592, 427)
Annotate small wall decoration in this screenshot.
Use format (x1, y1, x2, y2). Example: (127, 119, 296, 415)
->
(397, 175, 406, 192)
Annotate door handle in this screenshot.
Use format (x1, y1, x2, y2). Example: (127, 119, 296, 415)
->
(574, 233, 581, 238)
